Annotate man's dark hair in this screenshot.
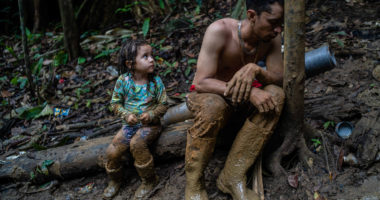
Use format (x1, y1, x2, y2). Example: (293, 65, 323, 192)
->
(246, 0, 284, 15)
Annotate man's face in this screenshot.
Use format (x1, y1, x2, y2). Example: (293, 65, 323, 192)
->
(253, 2, 284, 42)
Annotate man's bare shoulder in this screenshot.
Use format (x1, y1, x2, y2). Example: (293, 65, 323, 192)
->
(205, 18, 237, 39)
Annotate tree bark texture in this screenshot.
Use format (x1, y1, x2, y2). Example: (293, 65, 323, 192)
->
(0, 121, 192, 184)
(58, 0, 81, 60)
(268, 0, 309, 177)
(18, 0, 36, 98)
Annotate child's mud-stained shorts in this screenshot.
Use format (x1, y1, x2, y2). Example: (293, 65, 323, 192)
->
(120, 124, 142, 144)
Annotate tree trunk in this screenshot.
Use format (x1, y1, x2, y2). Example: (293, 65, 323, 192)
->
(268, 0, 314, 177)
(0, 121, 192, 184)
(58, 0, 81, 61)
(32, 0, 40, 33)
(18, 0, 36, 98)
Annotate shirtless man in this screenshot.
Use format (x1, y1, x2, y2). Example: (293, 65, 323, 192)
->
(185, 0, 285, 200)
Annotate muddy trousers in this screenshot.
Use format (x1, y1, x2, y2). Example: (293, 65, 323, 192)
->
(185, 85, 285, 200)
(103, 125, 161, 199)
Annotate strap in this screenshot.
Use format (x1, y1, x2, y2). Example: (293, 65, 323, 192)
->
(238, 20, 260, 65)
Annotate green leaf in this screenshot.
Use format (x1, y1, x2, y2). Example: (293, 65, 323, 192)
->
(335, 31, 348, 36)
(74, 102, 79, 110)
(188, 58, 197, 65)
(311, 138, 321, 147)
(30, 171, 36, 180)
(142, 18, 150, 37)
(32, 143, 47, 150)
(18, 77, 28, 89)
(164, 60, 172, 68)
(11, 77, 18, 85)
(82, 80, 91, 87)
(86, 100, 91, 108)
(323, 121, 335, 129)
(163, 68, 172, 77)
(159, 0, 165, 9)
(336, 39, 344, 48)
(18, 102, 51, 120)
(0, 76, 7, 82)
(42, 159, 54, 167)
(32, 58, 44, 75)
(77, 57, 86, 64)
(185, 66, 192, 76)
(370, 83, 375, 87)
(6, 46, 18, 60)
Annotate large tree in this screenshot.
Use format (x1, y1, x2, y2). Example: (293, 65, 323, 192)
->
(267, 0, 316, 177)
(58, 0, 81, 61)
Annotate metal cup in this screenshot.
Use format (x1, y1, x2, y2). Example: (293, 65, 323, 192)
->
(305, 45, 337, 78)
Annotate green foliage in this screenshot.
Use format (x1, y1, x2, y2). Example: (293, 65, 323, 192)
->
(185, 58, 197, 76)
(53, 51, 68, 67)
(86, 100, 91, 108)
(159, 0, 165, 9)
(1, 99, 9, 106)
(18, 102, 53, 120)
(142, 18, 150, 37)
(80, 30, 99, 39)
(94, 47, 120, 59)
(6, 46, 18, 61)
(323, 121, 335, 129)
(32, 58, 44, 76)
(115, 1, 148, 14)
(77, 57, 86, 64)
(11, 76, 28, 89)
(335, 39, 344, 48)
(25, 27, 42, 45)
(75, 80, 91, 98)
(370, 83, 375, 87)
(311, 138, 321, 147)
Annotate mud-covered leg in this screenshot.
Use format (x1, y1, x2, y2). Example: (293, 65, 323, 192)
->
(217, 85, 285, 200)
(130, 126, 161, 200)
(185, 93, 230, 200)
(103, 128, 129, 199)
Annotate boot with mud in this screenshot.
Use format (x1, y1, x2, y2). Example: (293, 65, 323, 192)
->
(217, 118, 274, 200)
(133, 156, 159, 200)
(103, 163, 123, 199)
(185, 135, 216, 200)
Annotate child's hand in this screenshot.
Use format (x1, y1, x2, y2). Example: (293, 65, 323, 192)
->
(139, 113, 151, 124)
(126, 114, 139, 125)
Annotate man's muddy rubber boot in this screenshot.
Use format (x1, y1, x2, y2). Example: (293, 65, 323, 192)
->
(185, 134, 216, 200)
(217, 119, 273, 200)
(133, 156, 159, 200)
(103, 164, 123, 199)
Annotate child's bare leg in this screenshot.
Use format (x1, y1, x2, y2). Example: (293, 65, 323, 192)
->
(130, 126, 161, 200)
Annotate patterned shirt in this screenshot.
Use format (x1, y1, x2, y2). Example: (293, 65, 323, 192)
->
(111, 73, 168, 124)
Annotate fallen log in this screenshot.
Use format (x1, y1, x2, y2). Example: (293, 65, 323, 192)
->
(0, 121, 193, 184)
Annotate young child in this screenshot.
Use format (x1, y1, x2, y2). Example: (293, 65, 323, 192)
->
(103, 39, 168, 199)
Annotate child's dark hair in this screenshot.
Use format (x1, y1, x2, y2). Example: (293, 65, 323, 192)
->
(118, 39, 157, 95)
(246, 0, 284, 15)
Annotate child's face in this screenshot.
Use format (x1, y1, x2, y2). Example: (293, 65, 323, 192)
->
(134, 44, 155, 74)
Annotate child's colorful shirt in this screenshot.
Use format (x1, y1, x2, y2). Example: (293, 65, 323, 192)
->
(111, 73, 168, 124)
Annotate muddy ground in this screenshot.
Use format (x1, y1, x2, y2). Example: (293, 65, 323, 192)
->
(1, 0, 380, 199)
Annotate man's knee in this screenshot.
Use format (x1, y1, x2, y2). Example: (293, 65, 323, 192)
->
(188, 93, 228, 121)
(264, 85, 285, 105)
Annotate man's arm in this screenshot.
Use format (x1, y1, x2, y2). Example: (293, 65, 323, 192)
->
(192, 21, 228, 95)
(256, 35, 283, 86)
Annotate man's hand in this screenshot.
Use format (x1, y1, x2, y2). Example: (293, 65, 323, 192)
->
(250, 87, 279, 113)
(139, 113, 151, 124)
(224, 63, 262, 103)
(126, 114, 139, 125)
